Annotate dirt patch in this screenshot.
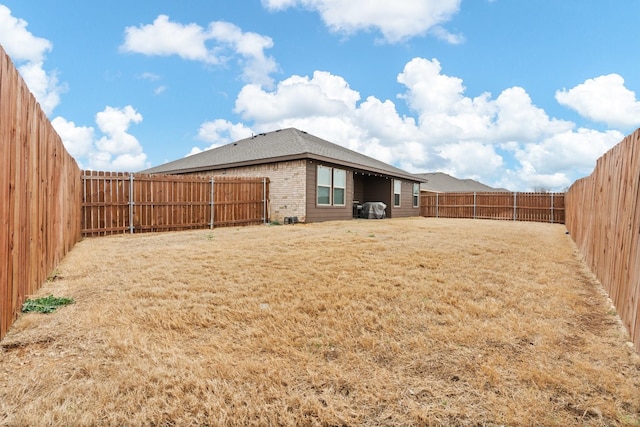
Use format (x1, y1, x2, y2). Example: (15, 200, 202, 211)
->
(1, 218, 639, 426)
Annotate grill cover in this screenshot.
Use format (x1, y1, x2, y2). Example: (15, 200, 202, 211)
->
(361, 202, 386, 219)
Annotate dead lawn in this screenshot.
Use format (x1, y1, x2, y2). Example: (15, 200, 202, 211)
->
(1, 217, 639, 426)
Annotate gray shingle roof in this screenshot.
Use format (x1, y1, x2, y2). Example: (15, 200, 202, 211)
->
(142, 127, 424, 182)
(416, 172, 510, 193)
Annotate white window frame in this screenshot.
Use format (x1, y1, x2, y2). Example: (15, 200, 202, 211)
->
(317, 165, 332, 206)
(333, 169, 346, 206)
(394, 179, 401, 207)
(413, 183, 420, 208)
(317, 165, 347, 207)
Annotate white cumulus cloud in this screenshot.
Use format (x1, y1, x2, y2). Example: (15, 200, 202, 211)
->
(191, 119, 254, 154)
(511, 128, 623, 177)
(397, 58, 574, 143)
(95, 106, 143, 155)
(16, 61, 67, 115)
(0, 5, 51, 62)
(0, 5, 66, 115)
(53, 106, 149, 171)
(492, 87, 573, 141)
(121, 15, 216, 62)
(235, 71, 360, 122)
(194, 57, 624, 191)
(438, 141, 503, 180)
(261, 0, 462, 43)
(555, 74, 640, 129)
(121, 15, 278, 86)
(51, 117, 95, 159)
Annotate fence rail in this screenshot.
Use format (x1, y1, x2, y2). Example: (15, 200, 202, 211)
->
(82, 171, 269, 236)
(420, 191, 565, 224)
(1, 46, 82, 341)
(566, 128, 640, 352)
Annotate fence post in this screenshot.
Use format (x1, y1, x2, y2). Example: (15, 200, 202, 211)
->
(513, 192, 517, 221)
(550, 192, 554, 224)
(436, 193, 439, 218)
(262, 177, 267, 224)
(129, 174, 135, 234)
(82, 173, 87, 234)
(473, 192, 476, 219)
(210, 178, 215, 228)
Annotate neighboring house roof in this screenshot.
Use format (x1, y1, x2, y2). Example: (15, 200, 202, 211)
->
(142, 128, 425, 182)
(415, 172, 510, 193)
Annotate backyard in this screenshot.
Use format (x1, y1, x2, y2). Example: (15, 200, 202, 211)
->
(1, 217, 639, 426)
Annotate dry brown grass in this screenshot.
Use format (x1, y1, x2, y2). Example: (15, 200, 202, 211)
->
(1, 217, 639, 426)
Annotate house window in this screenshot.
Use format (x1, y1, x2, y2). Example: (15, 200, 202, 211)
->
(413, 183, 420, 207)
(317, 165, 332, 205)
(317, 165, 346, 206)
(394, 180, 401, 207)
(333, 169, 346, 206)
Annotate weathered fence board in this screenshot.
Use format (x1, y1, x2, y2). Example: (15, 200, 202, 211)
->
(82, 172, 269, 236)
(566, 128, 640, 353)
(0, 46, 82, 341)
(1, 47, 13, 342)
(420, 191, 565, 224)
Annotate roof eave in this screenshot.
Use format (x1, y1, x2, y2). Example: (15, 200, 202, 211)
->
(304, 154, 425, 182)
(146, 154, 306, 175)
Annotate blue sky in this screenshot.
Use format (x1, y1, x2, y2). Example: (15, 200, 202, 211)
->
(1, 0, 639, 191)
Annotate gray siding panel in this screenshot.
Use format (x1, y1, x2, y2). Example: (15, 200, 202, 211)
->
(305, 160, 354, 223)
(388, 180, 421, 218)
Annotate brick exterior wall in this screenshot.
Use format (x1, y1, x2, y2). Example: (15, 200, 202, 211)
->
(193, 160, 307, 223)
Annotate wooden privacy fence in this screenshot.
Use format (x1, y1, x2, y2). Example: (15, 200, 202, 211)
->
(1, 45, 82, 341)
(420, 191, 565, 224)
(82, 171, 270, 236)
(566, 128, 640, 352)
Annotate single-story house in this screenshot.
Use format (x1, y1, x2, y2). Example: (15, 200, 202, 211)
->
(414, 172, 510, 193)
(142, 128, 426, 223)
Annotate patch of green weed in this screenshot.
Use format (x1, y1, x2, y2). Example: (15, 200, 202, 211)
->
(22, 295, 75, 314)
